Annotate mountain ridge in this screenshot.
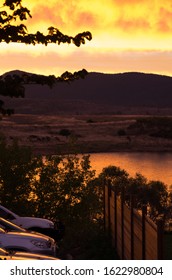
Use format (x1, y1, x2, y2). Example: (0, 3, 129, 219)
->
(2, 70, 172, 114)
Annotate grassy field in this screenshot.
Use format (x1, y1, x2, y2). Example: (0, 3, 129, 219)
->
(1, 113, 172, 155)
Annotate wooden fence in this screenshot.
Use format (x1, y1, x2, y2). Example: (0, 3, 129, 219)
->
(104, 184, 164, 260)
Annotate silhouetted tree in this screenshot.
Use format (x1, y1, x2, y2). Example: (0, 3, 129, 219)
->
(0, 137, 100, 223)
(0, 136, 39, 214)
(98, 165, 129, 194)
(99, 166, 169, 220)
(0, 0, 92, 114)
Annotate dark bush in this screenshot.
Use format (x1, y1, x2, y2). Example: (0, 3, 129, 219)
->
(86, 119, 94, 123)
(117, 129, 126, 136)
(59, 129, 71, 137)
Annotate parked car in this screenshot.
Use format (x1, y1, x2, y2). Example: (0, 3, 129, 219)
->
(0, 227, 57, 256)
(0, 204, 65, 241)
(0, 217, 55, 240)
(0, 247, 59, 260)
(0, 217, 30, 233)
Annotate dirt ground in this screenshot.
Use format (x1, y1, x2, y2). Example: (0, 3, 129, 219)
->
(1, 113, 172, 155)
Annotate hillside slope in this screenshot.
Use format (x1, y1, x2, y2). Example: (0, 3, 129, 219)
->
(2, 71, 172, 114)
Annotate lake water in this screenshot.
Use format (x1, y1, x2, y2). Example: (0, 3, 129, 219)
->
(89, 152, 172, 187)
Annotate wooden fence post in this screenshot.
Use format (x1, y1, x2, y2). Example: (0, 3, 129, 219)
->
(157, 218, 164, 260)
(107, 180, 111, 239)
(103, 181, 106, 232)
(130, 195, 135, 260)
(142, 205, 147, 260)
(114, 188, 117, 249)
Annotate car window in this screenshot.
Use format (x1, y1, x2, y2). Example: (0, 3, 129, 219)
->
(0, 209, 15, 220)
(0, 218, 25, 232)
(0, 224, 5, 230)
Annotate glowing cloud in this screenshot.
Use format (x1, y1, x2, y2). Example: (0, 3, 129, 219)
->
(1, 0, 172, 76)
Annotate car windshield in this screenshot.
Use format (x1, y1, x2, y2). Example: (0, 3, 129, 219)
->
(0, 208, 16, 220)
(0, 218, 26, 232)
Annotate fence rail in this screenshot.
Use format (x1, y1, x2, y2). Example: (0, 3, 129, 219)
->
(104, 184, 164, 260)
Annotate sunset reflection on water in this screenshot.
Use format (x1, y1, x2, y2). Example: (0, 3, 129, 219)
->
(89, 152, 172, 187)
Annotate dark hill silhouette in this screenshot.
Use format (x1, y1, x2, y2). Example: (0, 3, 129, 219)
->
(2, 71, 172, 114)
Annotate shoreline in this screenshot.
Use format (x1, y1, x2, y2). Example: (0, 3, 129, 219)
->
(31, 144, 172, 156)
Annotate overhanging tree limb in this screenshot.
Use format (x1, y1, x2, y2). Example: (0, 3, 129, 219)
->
(0, 0, 92, 115)
(0, 1, 92, 46)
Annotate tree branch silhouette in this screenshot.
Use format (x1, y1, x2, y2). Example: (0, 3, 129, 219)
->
(0, 0, 92, 115)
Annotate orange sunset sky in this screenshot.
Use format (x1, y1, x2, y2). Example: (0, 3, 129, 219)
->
(1, 0, 172, 76)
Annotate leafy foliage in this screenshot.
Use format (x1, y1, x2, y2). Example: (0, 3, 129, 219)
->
(32, 154, 100, 223)
(0, 138, 171, 257)
(99, 165, 169, 220)
(1, 1, 92, 46)
(128, 117, 172, 139)
(0, 135, 170, 224)
(0, 138, 112, 258)
(0, 138, 100, 223)
(0, 136, 39, 214)
(99, 165, 129, 194)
